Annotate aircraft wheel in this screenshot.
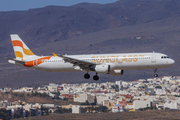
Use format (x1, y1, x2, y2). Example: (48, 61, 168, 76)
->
(93, 75, 99, 81)
(154, 74, 158, 77)
(153, 69, 158, 78)
(84, 73, 90, 79)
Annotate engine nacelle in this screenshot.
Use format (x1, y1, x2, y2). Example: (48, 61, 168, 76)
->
(95, 64, 110, 73)
(109, 70, 124, 76)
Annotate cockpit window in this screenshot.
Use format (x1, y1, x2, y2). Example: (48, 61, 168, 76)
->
(161, 56, 169, 59)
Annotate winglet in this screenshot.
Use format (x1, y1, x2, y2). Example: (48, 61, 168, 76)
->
(53, 53, 57, 57)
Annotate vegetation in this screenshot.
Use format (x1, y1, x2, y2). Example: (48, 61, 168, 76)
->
(41, 107, 49, 115)
(138, 106, 157, 111)
(101, 85, 105, 90)
(51, 92, 60, 99)
(111, 85, 119, 92)
(86, 105, 109, 113)
(155, 86, 162, 89)
(56, 107, 72, 114)
(13, 113, 23, 119)
(31, 91, 49, 97)
(0, 109, 11, 120)
(80, 100, 96, 105)
(174, 95, 180, 97)
(12, 92, 49, 98)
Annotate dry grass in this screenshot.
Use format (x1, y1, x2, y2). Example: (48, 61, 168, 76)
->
(15, 110, 180, 120)
(0, 92, 80, 105)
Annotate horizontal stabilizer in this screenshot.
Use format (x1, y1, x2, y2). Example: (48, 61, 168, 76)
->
(4, 57, 26, 64)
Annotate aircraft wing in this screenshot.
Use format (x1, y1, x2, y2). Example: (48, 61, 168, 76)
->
(54, 54, 98, 70)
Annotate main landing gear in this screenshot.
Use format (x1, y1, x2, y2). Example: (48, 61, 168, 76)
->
(93, 73, 99, 81)
(84, 73, 99, 81)
(154, 69, 158, 77)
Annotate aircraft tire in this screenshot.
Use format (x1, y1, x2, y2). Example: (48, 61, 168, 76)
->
(84, 73, 90, 79)
(93, 75, 99, 81)
(154, 74, 158, 77)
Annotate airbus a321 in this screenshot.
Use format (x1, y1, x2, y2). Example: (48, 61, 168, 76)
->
(6, 34, 175, 81)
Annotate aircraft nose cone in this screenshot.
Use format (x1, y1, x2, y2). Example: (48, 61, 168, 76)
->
(170, 59, 175, 65)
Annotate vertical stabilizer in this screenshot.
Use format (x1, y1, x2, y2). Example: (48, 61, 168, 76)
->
(10, 34, 36, 60)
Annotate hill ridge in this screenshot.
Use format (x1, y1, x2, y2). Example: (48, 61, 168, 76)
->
(0, 0, 180, 87)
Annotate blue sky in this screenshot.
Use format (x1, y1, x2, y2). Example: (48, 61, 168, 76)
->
(0, 0, 117, 11)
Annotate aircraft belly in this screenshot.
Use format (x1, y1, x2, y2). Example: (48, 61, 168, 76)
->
(37, 62, 76, 72)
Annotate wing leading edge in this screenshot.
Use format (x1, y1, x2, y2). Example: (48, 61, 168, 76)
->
(53, 53, 98, 70)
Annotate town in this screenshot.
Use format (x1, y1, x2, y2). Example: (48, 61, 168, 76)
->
(0, 76, 180, 119)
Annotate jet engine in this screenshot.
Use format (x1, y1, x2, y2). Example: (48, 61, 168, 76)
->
(95, 64, 110, 73)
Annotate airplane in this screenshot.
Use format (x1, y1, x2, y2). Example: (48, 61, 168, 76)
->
(6, 34, 175, 81)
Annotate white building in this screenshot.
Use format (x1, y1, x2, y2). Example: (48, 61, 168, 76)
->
(112, 106, 125, 112)
(74, 93, 95, 103)
(134, 100, 151, 109)
(96, 95, 108, 104)
(42, 104, 54, 108)
(164, 101, 178, 109)
(48, 83, 59, 92)
(24, 104, 32, 111)
(155, 89, 166, 95)
(126, 100, 151, 110)
(72, 105, 86, 113)
(115, 81, 122, 86)
(49, 93, 56, 98)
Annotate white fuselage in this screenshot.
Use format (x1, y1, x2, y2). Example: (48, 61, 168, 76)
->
(8, 34, 175, 80)
(17, 52, 174, 72)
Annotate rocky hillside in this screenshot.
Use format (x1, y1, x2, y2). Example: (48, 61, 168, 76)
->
(0, 0, 180, 87)
(0, 0, 180, 47)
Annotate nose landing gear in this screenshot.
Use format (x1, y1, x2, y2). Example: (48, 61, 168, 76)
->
(154, 69, 158, 77)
